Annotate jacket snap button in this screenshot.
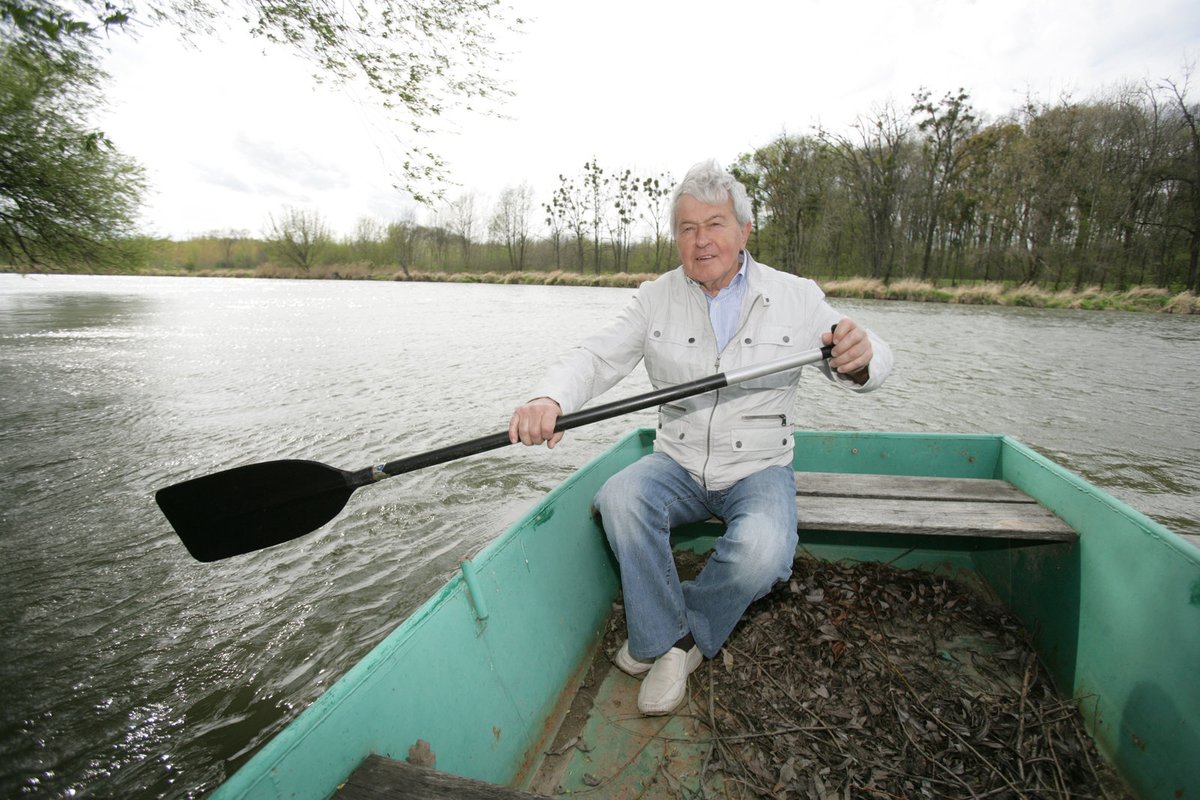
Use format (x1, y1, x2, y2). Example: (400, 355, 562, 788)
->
(688, 337, 695, 344)
(744, 337, 752, 345)
(735, 441, 743, 448)
(678, 432, 685, 439)
(653, 330, 661, 337)
(783, 336, 790, 343)
(782, 438, 789, 446)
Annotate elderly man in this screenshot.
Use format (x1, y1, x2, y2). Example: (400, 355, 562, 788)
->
(509, 159, 893, 715)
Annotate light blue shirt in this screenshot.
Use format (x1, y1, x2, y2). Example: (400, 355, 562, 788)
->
(705, 252, 748, 352)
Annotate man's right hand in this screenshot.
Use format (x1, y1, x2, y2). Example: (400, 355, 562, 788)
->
(508, 397, 564, 448)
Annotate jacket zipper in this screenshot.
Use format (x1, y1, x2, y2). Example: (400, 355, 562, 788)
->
(700, 293, 764, 489)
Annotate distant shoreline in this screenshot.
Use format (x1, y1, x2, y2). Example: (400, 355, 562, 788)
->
(8, 267, 1199, 313)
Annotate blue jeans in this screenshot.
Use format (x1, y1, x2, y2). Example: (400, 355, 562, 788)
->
(593, 453, 798, 660)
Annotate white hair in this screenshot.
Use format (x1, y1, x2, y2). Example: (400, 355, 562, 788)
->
(671, 159, 752, 230)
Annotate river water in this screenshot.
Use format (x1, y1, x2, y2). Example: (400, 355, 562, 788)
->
(0, 273, 1196, 798)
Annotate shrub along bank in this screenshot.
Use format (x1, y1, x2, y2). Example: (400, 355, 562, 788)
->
(47, 261, 1200, 313)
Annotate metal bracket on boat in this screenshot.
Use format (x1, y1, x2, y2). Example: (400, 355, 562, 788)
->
(459, 559, 490, 622)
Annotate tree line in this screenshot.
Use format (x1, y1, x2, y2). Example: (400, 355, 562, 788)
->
(155, 79, 1200, 294)
(735, 84, 1200, 292)
(181, 162, 681, 276)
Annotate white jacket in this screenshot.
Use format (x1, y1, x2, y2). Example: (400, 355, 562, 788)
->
(531, 253, 893, 490)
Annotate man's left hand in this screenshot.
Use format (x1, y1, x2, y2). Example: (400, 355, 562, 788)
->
(823, 318, 872, 384)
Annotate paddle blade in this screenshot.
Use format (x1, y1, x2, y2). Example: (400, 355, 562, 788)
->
(156, 459, 356, 562)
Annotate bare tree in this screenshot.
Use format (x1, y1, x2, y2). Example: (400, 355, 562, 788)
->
(490, 183, 533, 271)
(583, 157, 608, 274)
(386, 209, 419, 277)
(608, 168, 638, 272)
(542, 195, 565, 268)
(426, 205, 451, 270)
(265, 206, 330, 271)
(551, 173, 589, 272)
(639, 172, 674, 272)
(448, 193, 478, 270)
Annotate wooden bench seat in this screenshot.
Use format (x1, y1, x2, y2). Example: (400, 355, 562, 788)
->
(630, 472, 1078, 545)
(790, 472, 1078, 543)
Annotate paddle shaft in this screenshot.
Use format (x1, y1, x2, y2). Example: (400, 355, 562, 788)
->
(346, 342, 834, 490)
(157, 338, 835, 561)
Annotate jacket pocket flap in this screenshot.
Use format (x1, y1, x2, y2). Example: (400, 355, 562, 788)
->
(729, 426, 793, 452)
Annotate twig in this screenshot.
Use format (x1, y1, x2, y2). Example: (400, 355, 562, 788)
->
(1017, 656, 1033, 782)
(890, 694, 980, 797)
(1036, 695, 1070, 798)
(871, 635, 1030, 800)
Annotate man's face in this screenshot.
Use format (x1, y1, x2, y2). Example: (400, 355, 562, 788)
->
(675, 193, 752, 296)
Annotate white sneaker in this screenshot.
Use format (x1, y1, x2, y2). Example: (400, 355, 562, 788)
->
(614, 640, 653, 677)
(637, 646, 702, 715)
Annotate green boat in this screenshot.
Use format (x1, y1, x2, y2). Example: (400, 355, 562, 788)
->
(208, 429, 1198, 800)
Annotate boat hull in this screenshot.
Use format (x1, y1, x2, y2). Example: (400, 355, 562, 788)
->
(212, 430, 1199, 800)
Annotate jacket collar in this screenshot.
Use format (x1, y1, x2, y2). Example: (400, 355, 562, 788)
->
(739, 251, 771, 309)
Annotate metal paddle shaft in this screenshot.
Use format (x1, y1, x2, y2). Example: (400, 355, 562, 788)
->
(157, 341, 834, 562)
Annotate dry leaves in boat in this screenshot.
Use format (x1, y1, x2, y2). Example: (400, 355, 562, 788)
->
(670, 553, 1132, 800)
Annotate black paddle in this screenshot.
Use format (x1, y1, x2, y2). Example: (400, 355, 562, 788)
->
(157, 340, 836, 562)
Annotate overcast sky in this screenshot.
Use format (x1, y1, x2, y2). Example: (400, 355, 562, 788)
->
(96, 0, 1200, 240)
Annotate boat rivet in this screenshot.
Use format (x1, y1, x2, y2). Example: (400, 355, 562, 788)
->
(851, 448, 859, 454)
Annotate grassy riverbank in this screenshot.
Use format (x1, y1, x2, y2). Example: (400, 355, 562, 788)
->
(122, 263, 1200, 313)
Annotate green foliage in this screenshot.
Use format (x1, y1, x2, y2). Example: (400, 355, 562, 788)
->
(0, 0, 124, 58)
(0, 37, 145, 269)
(739, 84, 1200, 293)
